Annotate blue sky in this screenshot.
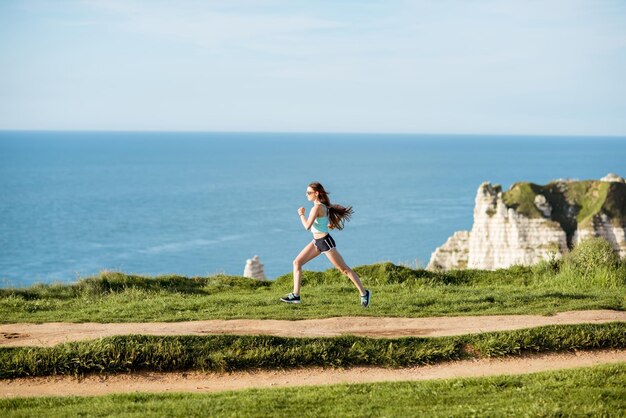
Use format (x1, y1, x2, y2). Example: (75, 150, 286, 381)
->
(1, 0, 625, 135)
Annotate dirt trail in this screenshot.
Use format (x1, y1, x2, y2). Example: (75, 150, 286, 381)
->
(1, 349, 624, 398)
(1, 310, 624, 347)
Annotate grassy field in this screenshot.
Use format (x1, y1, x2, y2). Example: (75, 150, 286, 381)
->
(1, 323, 624, 378)
(1, 238, 625, 416)
(2, 362, 625, 417)
(1, 255, 625, 322)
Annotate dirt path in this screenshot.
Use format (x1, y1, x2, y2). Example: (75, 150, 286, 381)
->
(1, 349, 624, 398)
(1, 310, 624, 347)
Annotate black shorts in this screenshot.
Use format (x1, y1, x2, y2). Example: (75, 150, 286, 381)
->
(313, 234, 336, 253)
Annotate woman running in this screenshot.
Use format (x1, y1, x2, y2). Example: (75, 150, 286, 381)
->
(280, 182, 371, 307)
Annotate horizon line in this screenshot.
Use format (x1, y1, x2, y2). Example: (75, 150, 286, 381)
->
(1, 128, 626, 139)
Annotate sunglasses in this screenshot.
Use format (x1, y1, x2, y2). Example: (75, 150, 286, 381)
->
(306, 191, 315, 195)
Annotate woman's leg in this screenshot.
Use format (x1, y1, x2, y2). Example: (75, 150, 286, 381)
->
(293, 241, 321, 295)
(324, 248, 366, 296)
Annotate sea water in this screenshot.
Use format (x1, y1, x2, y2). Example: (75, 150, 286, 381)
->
(1, 131, 625, 286)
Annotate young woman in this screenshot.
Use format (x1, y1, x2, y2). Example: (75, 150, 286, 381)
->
(280, 182, 371, 307)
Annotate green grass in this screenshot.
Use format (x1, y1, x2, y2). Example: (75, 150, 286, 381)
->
(501, 179, 626, 225)
(1, 323, 624, 378)
(502, 182, 545, 219)
(567, 181, 611, 226)
(0, 261, 625, 323)
(2, 362, 625, 417)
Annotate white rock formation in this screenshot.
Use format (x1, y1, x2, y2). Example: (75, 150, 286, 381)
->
(601, 173, 625, 183)
(426, 174, 626, 270)
(243, 255, 266, 280)
(427, 231, 470, 270)
(427, 175, 626, 271)
(534, 194, 552, 217)
(464, 182, 568, 270)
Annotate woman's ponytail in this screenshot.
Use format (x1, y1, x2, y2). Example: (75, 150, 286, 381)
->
(327, 204, 353, 230)
(308, 182, 354, 230)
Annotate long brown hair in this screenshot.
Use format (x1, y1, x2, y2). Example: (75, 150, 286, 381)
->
(308, 182, 353, 230)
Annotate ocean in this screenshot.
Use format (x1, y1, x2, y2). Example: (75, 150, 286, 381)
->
(1, 131, 625, 287)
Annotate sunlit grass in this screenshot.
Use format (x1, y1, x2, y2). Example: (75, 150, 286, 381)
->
(1, 323, 624, 378)
(1, 258, 624, 322)
(2, 363, 625, 417)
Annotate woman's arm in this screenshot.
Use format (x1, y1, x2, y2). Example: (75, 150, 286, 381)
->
(299, 204, 320, 230)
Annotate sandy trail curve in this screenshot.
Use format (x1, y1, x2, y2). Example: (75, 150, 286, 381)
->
(1, 349, 624, 398)
(1, 310, 625, 347)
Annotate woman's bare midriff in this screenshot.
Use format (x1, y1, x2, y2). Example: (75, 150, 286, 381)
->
(313, 232, 329, 240)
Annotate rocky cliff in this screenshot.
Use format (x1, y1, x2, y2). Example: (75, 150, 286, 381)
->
(427, 173, 626, 271)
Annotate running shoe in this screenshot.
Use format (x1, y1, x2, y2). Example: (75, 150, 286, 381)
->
(361, 289, 371, 308)
(280, 292, 301, 304)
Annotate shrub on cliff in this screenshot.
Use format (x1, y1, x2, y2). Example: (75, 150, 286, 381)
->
(564, 236, 620, 276)
(551, 236, 626, 288)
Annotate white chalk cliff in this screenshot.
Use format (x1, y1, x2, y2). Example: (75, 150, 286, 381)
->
(427, 174, 626, 271)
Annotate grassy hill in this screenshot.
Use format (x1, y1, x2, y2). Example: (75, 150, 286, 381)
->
(1, 237, 624, 322)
